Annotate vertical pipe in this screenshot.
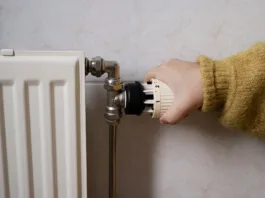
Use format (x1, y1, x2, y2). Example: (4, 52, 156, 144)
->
(86, 57, 121, 198)
(109, 124, 117, 198)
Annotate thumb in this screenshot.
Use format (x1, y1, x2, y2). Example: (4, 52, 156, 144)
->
(160, 100, 189, 124)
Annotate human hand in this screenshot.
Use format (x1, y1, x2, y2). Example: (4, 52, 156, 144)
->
(144, 59, 203, 124)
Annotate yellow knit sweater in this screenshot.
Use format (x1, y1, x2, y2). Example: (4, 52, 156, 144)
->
(197, 43, 265, 137)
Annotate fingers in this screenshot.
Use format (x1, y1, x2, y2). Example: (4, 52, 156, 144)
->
(144, 60, 173, 82)
(144, 66, 161, 82)
(160, 101, 189, 124)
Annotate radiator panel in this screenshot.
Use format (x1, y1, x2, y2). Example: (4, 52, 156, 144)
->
(0, 51, 86, 198)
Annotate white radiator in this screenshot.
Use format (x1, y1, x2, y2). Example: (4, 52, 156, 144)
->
(0, 50, 87, 198)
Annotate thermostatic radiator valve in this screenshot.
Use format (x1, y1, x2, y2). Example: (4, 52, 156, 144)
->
(114, 79, 174, 118)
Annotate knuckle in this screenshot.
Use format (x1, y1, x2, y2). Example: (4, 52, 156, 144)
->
(160, 62, 167, 68)
(167, 59, 181, 65)
(167, 59, 176, 64)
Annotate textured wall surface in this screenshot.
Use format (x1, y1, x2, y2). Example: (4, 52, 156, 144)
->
(1, 0, 265, 197)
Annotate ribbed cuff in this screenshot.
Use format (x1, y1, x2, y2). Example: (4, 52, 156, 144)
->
(197, 55, 230, 112)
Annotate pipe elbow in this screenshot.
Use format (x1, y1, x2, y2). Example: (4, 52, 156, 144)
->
(103, 61, 120, 79)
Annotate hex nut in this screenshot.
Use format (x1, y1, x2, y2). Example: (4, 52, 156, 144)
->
(90, 56, 103, 77)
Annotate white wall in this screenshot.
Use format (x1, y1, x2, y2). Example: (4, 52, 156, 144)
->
(1, 0, 265, 197)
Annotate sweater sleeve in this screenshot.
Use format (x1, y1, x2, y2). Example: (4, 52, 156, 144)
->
(197, 43, 265, 137)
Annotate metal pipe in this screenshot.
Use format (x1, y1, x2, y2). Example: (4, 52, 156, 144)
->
(86, 57, 122, 198)
(109, 124, 117, 198)
(103, 61, 120, 79)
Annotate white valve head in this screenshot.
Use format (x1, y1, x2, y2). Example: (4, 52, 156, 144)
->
(114, 79, 174, 118)
(142, 79, 174, 118)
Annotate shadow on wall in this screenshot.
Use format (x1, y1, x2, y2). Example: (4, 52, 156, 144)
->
(85, 83, 265, 198)
(115, 112, 239, 198)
